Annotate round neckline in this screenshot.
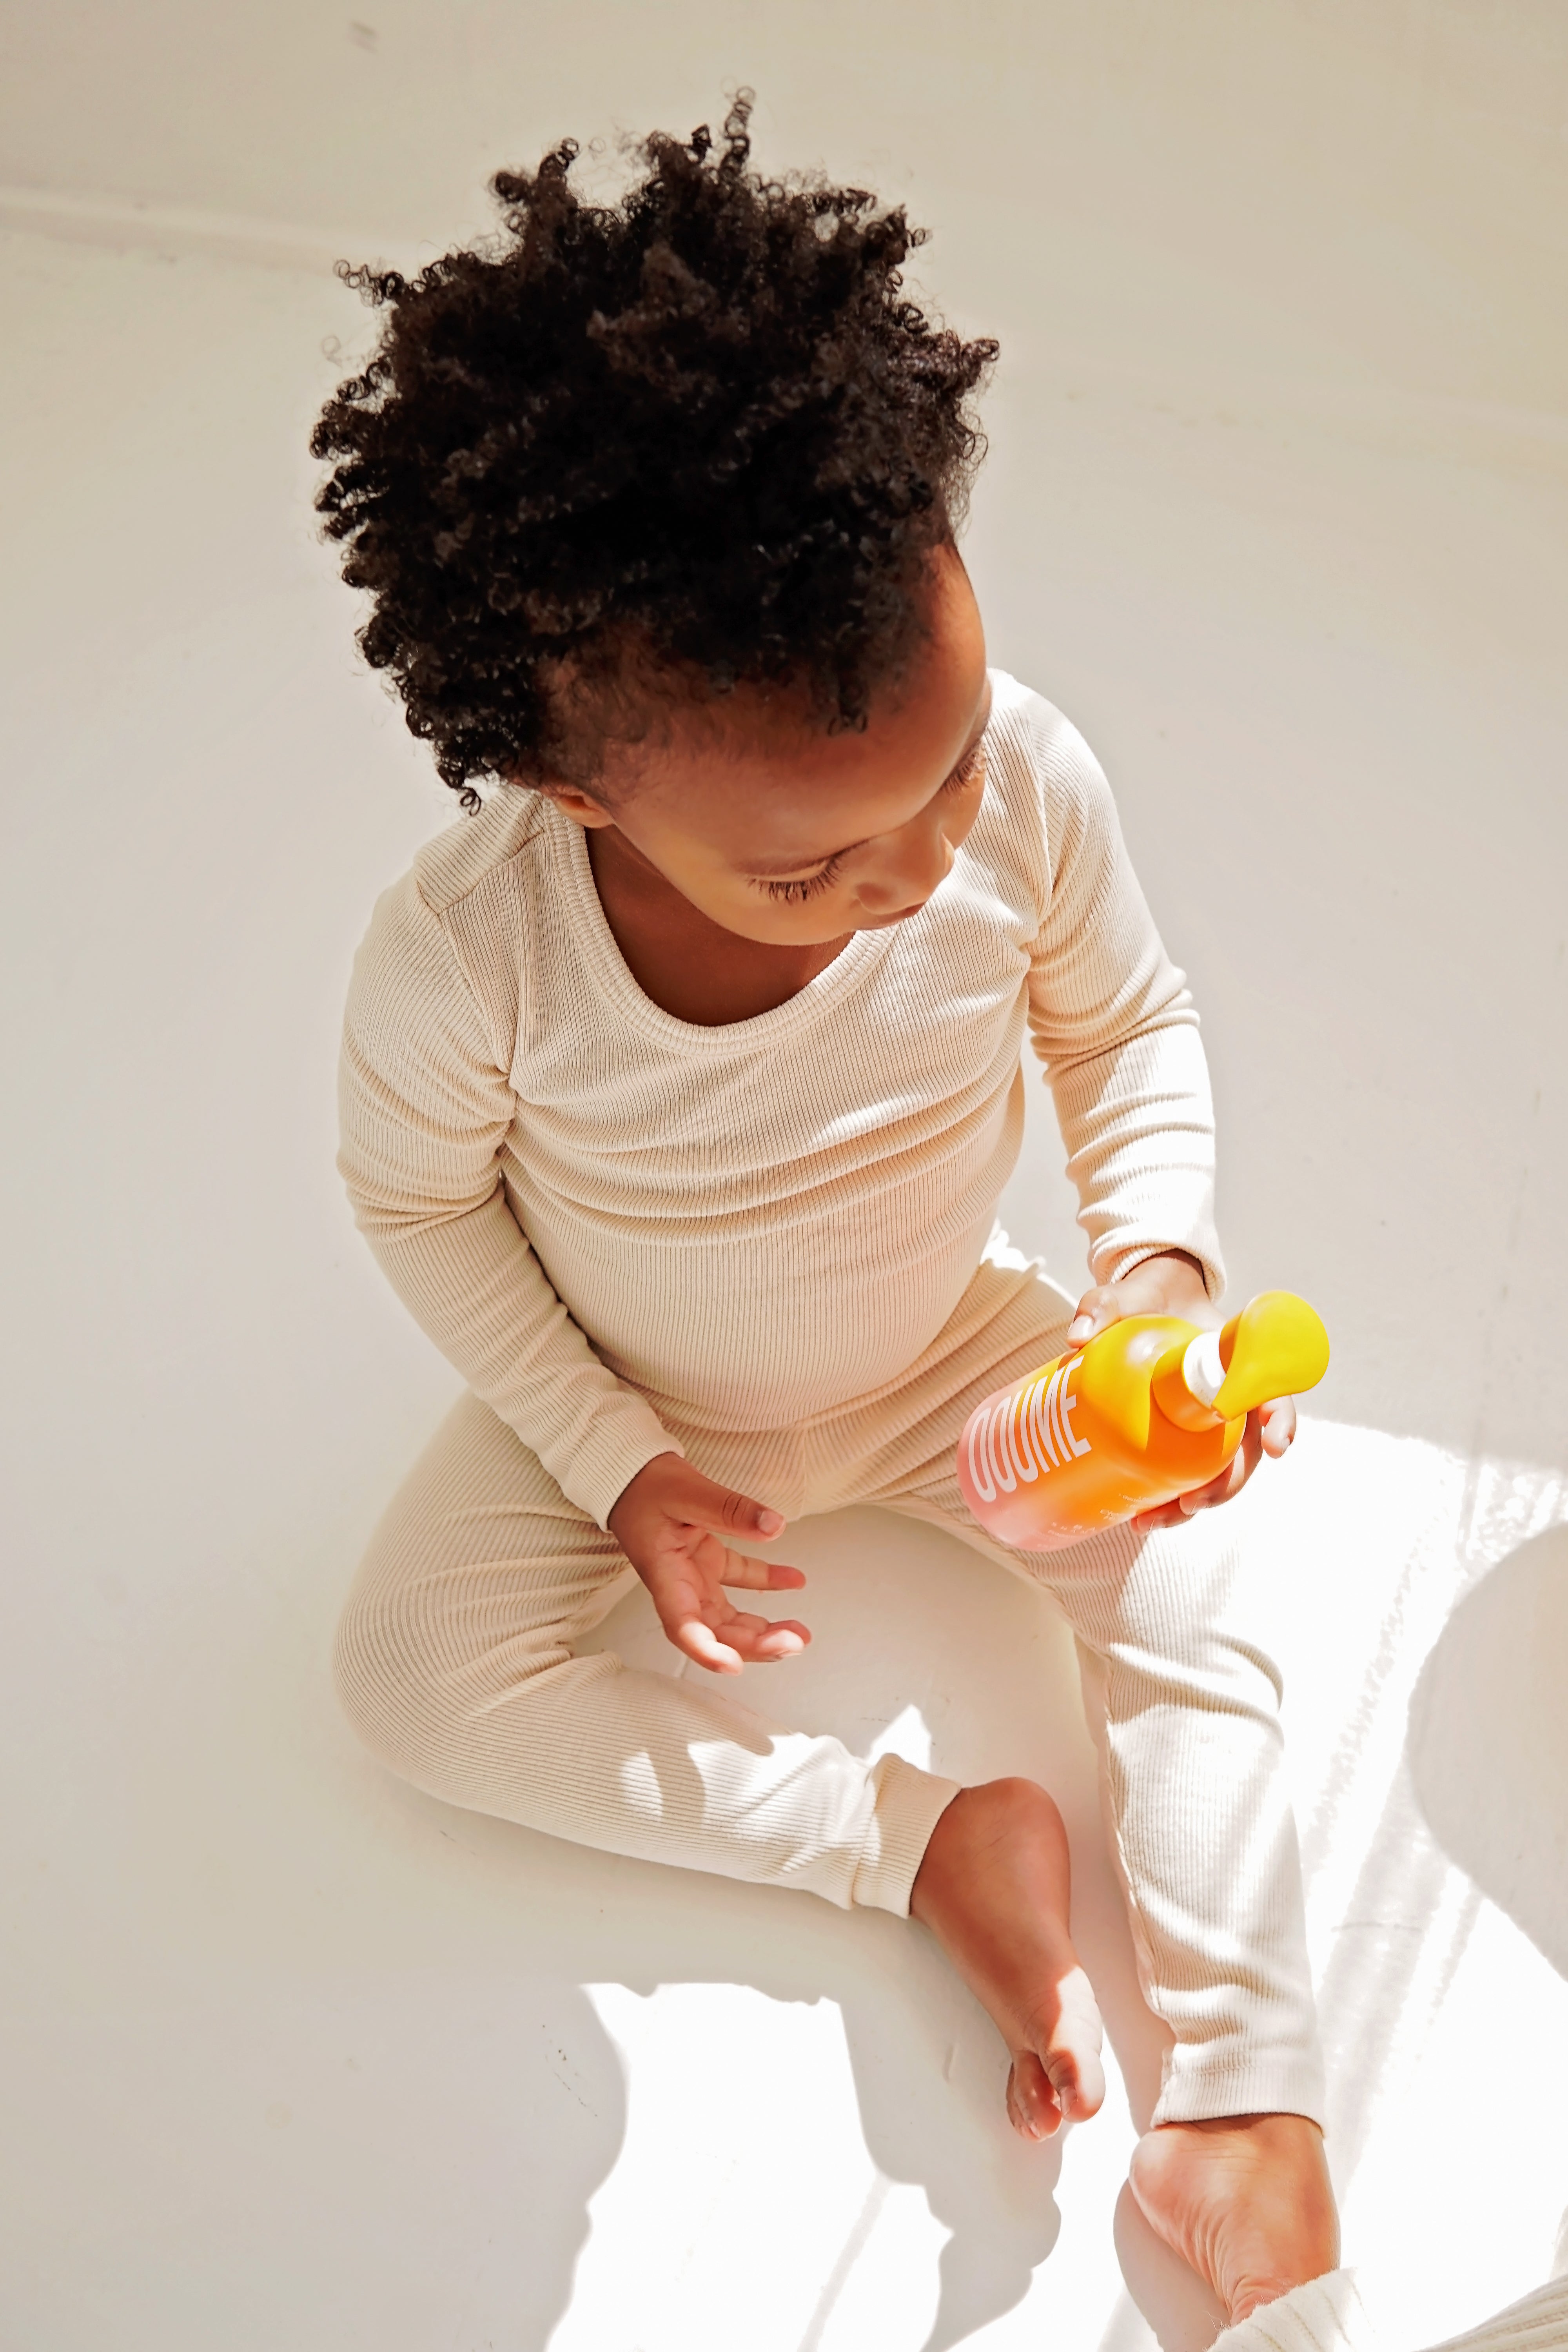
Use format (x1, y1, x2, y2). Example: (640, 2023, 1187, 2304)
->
(548, 803, 901, 1054)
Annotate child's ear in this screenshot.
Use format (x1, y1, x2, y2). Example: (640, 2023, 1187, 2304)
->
(536, 781, 617, 829)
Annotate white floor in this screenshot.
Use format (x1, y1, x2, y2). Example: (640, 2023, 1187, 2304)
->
(2, 25, 1567, 2346)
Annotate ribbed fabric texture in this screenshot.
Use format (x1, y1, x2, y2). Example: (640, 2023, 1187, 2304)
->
(335, 670, 1325, 2127)
(335, 1258, 1325, 2126)
(339, 673, 1224, 1529)
(1424, 2275, 1568, 2352)
(1215, 2269, 1568, 2352)
(1215, 2273, 1383, 2352)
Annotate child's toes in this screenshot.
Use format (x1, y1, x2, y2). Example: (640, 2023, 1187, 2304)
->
(1047, 2036, 1105, 2124)
(1054, 1968, 1107, 2114)
(1026, 1969, 1107, 2127)
(1006, 2050, 1063, 2140)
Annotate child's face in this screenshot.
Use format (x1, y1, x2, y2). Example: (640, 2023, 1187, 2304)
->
(547, 548, 991, 947)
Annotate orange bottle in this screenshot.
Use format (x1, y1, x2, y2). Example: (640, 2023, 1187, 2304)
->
(957, 1290, 1330, 1550)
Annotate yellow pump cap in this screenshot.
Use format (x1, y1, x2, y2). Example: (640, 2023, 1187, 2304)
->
(1209, 1291, 1330, 1420)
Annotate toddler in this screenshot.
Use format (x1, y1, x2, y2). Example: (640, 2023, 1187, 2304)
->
(318, 98, 1338, 2323)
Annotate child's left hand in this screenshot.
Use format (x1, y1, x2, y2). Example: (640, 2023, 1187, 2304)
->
(1065, 1250, 1296, 1528)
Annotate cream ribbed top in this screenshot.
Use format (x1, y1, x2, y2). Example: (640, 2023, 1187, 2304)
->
(339, 672, 1223, 1526)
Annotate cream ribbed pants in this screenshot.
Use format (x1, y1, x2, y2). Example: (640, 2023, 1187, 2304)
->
(334, 1259, 1325, 2127)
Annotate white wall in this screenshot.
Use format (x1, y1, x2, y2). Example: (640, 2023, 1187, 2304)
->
(5, 0, 1568, 416)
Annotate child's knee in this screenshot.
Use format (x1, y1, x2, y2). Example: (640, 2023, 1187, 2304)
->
(330, 1557, 564, 1786)
(331, 1573, 429, 1771)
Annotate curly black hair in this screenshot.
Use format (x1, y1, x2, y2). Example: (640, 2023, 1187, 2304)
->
(311, 94, 998, 808)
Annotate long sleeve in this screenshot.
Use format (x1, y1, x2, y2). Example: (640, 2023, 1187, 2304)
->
(1026, 725, 1226, 1298)
(338, 871, 681, 1526)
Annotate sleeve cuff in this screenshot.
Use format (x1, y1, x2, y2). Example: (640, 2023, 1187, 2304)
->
(538, 1396, 686, 1530)
(1096, 1238, 1227, 1303)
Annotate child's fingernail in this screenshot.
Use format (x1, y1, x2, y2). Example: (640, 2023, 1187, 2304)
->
(756, 1508, 784, 1535)
(1067, 1317, 1092, 1341)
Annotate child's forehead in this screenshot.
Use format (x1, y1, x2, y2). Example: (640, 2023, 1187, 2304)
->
(633, 668, 991, 870)
(587, 547, 989, 862)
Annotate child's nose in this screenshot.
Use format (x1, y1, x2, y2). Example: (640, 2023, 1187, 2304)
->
(856, 826, 953, 913)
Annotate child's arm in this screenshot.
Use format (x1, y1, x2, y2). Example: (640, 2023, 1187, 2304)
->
(1024, 715, 1223, 1305)
(339, 871, 808, 1668)
(1022, 711, 1292, 1516)
(338, 872, 673, 1528)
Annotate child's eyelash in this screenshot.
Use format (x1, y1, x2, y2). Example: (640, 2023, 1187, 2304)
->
(943, 742, 984, 794)
(757, 854, 845, 904)
(751, 747, 980, 903)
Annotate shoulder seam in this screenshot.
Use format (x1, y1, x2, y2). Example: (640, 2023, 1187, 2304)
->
(413, 792, 550, 919)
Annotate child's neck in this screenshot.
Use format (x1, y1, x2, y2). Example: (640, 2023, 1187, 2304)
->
(587, 826, 851, 1027)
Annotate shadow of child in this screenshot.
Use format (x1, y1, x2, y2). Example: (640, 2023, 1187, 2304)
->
(566, 1501, 1199, 2348)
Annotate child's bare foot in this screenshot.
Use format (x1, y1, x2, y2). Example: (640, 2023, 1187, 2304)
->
(910, 1778, 1105, 2139)
(1129, 2112, 1340, 2322)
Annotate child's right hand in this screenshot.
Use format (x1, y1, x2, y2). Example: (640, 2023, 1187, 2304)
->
(606, 1454, 811, 1676)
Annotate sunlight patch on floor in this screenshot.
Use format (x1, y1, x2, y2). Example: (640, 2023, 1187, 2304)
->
(553, 1422, 1568, 2352)
(557, 1982, 1146, 2352)
(557, 1985, 945, 2352)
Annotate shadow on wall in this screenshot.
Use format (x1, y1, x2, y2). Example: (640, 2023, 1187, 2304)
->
(1408, 1524, 1568, 1985)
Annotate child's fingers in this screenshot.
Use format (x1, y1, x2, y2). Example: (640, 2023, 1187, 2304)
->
(1179, 1446, 1253, 1515)
(1066, 1282, 1120, 1344)
(1133, 1404, 1291, 1534)
(1178, 1416, 1265, 1515)
(1259, 1396, 1297, 1456)
(670, 1612, 810, 1671)
(1177, 1467, 1240, 1515)
(670, 1617, 746, 1675)
(1133, 1451, 1254, 1531)
(1131, 1495, 1192, 1532)
(1132, 1501, 1175, 1530)
(672, 1466, 787, 1543)
(726, 1613, 811, 1662)
(715, 1553, 807, 1592)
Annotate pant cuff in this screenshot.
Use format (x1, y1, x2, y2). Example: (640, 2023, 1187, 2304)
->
(849, 1753, 963, 1916)
(1428, 2273, 1568, 2351)
(1212, 2270, 1379, 2352)
(1153, 2046, 1328, 2133)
